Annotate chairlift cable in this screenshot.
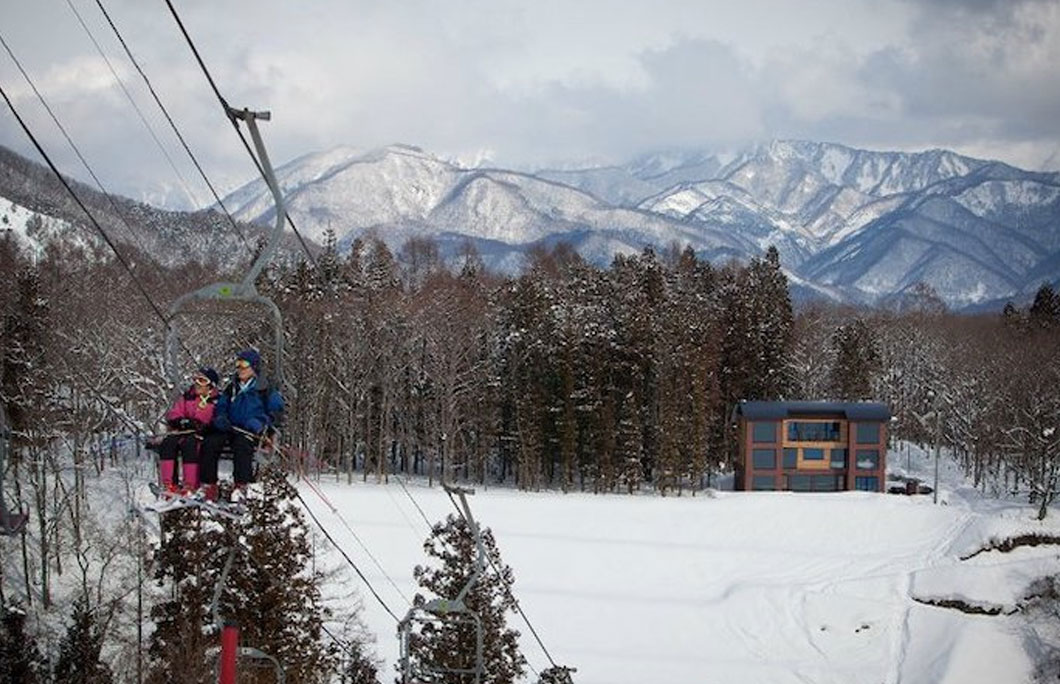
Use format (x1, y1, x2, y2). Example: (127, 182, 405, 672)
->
(292, 487, 401, 623)
(320, 621, 358, 661)
(444, 488, 558, 672)
(0, 80, 196, 365)
(383, 479, 432, 540)
(0, 29, 176, 297)
(297, 473, 412, 605)
(64, 0, 204, 214)
(162, 0, 319, 267)
(396, 475, 437, 534)
(90, 0, 254, 252)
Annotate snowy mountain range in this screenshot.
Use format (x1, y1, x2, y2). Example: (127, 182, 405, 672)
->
(3, 139, 1058, 310)
(221, 140, 1060, 309)
(0, 145, 301, 269)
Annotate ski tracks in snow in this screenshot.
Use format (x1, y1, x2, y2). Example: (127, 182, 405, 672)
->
(884, 509, 976, 684)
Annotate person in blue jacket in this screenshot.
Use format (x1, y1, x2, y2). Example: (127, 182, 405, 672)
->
(199, 349, 284, 501)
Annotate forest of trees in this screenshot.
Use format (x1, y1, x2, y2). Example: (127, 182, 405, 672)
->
(2, 225, 1060, 680)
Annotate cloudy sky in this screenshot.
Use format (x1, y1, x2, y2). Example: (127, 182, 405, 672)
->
(1, 0, 1058, 208)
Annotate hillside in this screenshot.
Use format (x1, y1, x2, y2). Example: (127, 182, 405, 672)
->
(0, 144, 312, 268)
(222, 140, 1060, 309)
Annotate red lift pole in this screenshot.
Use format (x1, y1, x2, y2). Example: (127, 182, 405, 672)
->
(219, 622, 240, 684)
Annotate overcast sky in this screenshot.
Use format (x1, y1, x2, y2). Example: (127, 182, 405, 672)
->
(1, 0, 1058, 208)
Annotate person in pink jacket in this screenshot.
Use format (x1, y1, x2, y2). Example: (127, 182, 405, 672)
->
(159, 367, 220, 494)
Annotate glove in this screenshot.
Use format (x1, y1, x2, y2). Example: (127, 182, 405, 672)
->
(176, 418, 198, 430)
(246, 418, 265, 435)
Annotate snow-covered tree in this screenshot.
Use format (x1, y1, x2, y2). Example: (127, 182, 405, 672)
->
(830, 318, 880, 401)
(149, 469, 344, 681)
(536, 665, 577, 684)
(409, 513, 525, 684)
(0, 602, 46, 684)
(54, 593, 114, 684)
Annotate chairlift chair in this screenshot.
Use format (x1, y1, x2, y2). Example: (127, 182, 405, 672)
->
(398, 484, 486, 684)
(160, 107, 291, 480)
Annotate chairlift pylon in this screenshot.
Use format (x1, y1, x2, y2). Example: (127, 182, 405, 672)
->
(398, 483, 486, 684)
(0, 402, 28, 536)
(213, 541, 286, 684)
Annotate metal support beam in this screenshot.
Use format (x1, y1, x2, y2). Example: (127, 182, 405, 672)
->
(164, 102, 291, 397)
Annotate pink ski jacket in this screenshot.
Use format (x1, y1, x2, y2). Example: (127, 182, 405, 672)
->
(165, 386, 219, 429)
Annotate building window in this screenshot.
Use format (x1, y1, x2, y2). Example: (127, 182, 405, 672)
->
(787, 421, 841, 442)
(813, 475, 842, 492)
(752, 449, 776, 469)
(752, 422, 777, 443)
(787, 474, 843, 492)
(803, 447, 825, 461)
(829, 448, 847, 469)
(856, 422, 880, 444)
(752, 475, 776, 491)
(783, 448, 798, 469)
(855, 450, 879, 470)
(855, 476, 879, 492)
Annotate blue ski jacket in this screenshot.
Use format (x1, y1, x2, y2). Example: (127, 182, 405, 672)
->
(212, 375, 284, 435)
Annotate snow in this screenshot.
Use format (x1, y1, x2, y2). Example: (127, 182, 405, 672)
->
(4, 436, 1058, 681)
(0, 198, 81, 259)
(294, 442, 1060, 683)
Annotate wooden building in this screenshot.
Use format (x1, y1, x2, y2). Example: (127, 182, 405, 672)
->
(733, 401, 890, 492)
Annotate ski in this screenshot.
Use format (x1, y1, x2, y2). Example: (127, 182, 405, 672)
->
(145, 483, 246, 520)
(194, 498, 247, 520)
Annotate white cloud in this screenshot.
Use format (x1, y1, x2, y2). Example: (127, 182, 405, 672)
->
(0, 0, 1056, 207)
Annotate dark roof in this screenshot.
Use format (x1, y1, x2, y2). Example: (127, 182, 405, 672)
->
(735, 401, 891, 421)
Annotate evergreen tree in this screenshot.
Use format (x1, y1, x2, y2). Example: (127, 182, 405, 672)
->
(318, 227, 342, 291)
(747, 246, 795, 399)
(146, 508, 219, 684)
(0, 602, 46, 684)
(1029, 283, 1059, 330)
(719, 247, 795, 409)
(536, 665, 577, 684)
(54, 594, 114, 684)
(497, 272, 551, 489)
(830, 319, 881, 400)
(365, 238, 400, 293)
(221, 469, 340, 682)
(339, 640, 382, 684)
(408, 514, 525, 684)
(149, 470, 344, 683)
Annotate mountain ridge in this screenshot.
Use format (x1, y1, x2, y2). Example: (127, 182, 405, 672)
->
(3, 139, 1058, 310)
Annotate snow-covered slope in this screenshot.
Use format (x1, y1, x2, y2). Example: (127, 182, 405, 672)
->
(0, 197, 82, 259)
(0, 144, 304, 268)
(289, 442, 1055, 684)
(5, 437, 1057, 682)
